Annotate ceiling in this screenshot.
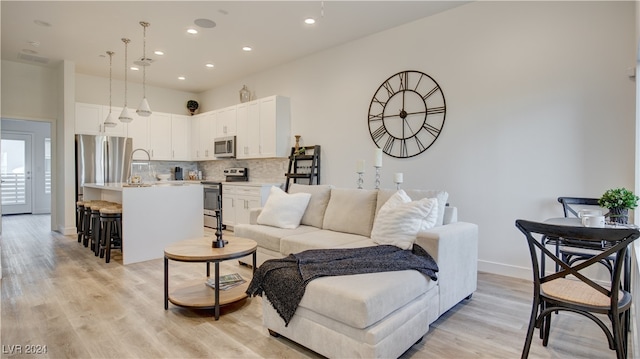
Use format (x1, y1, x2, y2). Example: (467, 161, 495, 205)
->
(1, 1, 467, 93)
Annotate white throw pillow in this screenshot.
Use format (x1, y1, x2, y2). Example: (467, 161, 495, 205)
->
(257, 186, 312, 229)
(371, 190, 438, 250)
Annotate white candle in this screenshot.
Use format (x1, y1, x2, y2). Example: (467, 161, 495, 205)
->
(394, 173, 403, 183)
(374, 148, 383, 167)
(356, 159, 365, 173)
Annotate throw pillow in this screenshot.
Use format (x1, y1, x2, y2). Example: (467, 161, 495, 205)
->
(371, 190, 438, 250)
(322, 188, 378, 237)
(288, 184, 333, 228)
(377, 189, 448, 226)
(257, 186, 312, 229)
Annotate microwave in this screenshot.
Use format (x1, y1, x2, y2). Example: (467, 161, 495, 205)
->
(214, 136, 236, 158)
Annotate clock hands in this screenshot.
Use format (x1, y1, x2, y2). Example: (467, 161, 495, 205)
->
(384, 110, 427, 119)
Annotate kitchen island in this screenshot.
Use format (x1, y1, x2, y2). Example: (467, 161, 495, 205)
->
(83, 182, 204, 265)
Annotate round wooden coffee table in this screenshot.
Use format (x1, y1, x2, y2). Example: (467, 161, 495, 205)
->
(164, 235, 257, 320)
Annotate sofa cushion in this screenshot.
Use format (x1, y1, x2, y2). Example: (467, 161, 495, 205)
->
(280, 229, 371, 255)
(257, 186, 311, 229)
(371, 190, 438, 250)
(377, 189, 449, 226)
(299, 270, 436, 329)
(288, 184, 333, 228)
(323, 188, 378, 237)
(234, 224, 321, 252)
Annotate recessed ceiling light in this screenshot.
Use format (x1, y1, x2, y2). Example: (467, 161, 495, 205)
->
(154, 50, 164, 56)
(187, 28, 198, 35)
(304, 18, 316, 25)
(130, 66, 139, 71)
(205, 63, 214, 68)
(194, 18, 216, 29)
(28, 41, 40, 47)
(242, 46, 252, 52)
(178, 76, 186, 80)
(34, 19, 51, 27)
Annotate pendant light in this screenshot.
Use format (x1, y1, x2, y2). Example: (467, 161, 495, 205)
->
(104, 51, 117, 128)
(135, 21, 152, 117)
(118, 38, 133, 122)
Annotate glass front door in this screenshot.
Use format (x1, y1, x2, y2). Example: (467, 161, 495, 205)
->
(1, 133, 32, 215)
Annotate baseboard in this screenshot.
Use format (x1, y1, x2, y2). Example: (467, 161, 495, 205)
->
(57, 225, 77, 236)
(477, 260, 532, 281)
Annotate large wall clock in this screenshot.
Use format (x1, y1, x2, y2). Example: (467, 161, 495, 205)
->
(368, 70, 446, 158)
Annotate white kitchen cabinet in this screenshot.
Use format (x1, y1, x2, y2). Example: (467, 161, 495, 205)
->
(222, 184, 273, 228)
(126, 112, 150, 159)
(75, 103, 127, 136)
(190, 113, 202, 160)
(191, 112, 216, 161)
(236, 101, 260, 158)
(216, 106, 237, 136)
(171, 114, 191, 161)
(235, 96, 291, 159)
(148, 112, 172, 160)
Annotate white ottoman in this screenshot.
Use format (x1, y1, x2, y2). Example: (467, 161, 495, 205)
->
(263, 269, 439, 358)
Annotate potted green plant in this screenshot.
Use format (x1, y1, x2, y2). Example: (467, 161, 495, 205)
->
(598, 187, 639, 224)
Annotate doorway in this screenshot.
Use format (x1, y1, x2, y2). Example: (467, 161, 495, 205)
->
(1, 119, 52, 218)
(1, 133, 33, 215)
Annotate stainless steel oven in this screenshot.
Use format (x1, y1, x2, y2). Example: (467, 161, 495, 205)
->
(202, 181, 223, 229)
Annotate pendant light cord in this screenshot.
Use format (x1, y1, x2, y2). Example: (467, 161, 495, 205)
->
(108, 51, 113, 111)
(122, 38, 130, 107)
(142, 22, 147, 99)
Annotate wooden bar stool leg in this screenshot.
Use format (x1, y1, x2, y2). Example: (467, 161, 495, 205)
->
(77, 204, 84, 243)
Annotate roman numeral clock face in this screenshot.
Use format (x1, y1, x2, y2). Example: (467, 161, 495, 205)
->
(368, 70, 446, 158)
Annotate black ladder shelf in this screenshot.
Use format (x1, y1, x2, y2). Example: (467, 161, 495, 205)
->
(284, 145, 321, 192)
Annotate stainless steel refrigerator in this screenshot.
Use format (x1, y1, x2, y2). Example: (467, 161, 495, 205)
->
(75, 134, 132, 200)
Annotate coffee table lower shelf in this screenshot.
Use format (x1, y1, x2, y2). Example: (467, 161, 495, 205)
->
(168, 279, 249, 309)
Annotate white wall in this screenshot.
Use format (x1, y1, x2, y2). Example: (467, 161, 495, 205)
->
(199, 1, 637, 279)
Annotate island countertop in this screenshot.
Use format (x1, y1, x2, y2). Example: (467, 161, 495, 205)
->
(83, 182, 204, 265)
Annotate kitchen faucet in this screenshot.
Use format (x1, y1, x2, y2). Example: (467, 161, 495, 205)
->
(129, 148, 152, 183)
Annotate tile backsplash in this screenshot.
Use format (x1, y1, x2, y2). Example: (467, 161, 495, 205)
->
(150, 158, 288, 183)
(199, 158, 289, 183)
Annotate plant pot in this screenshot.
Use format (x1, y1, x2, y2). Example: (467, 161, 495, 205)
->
(608, 207, 629, 224)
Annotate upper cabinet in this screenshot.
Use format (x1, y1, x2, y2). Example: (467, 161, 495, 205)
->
(77, 95, 289, 162)
(216, 106, 237, 137)
(190, 113, 217, 161)
(148, 112, 172, 160)
(171, 115, 191, 161)
(236, 96, 291, 159)
(126, 113, 150, 160)
(75, 103, 127, 136)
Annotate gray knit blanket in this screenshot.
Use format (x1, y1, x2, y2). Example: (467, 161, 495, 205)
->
(246, 244, 438, 326)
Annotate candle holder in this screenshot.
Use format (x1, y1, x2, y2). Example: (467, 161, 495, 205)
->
(212, 197, 228, 248)
(357, 171, 364, 189)
(374, 166, 381, 189)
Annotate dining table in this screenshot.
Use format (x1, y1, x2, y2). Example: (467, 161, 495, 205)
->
(542, 217, 638, 292)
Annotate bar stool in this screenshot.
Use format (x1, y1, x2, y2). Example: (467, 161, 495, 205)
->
(76, 200, 87, 243)
(89, 201, 113, 255)
(81, 200, 97, 247)
(99, 204, 122, 263)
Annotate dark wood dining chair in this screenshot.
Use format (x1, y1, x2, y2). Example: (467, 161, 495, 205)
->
(516, 219, 640, 359)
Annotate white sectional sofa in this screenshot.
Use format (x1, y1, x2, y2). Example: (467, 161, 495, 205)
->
(235, 184, 478, 358)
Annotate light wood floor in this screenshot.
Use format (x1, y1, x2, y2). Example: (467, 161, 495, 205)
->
(0, 214, 633, 358)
